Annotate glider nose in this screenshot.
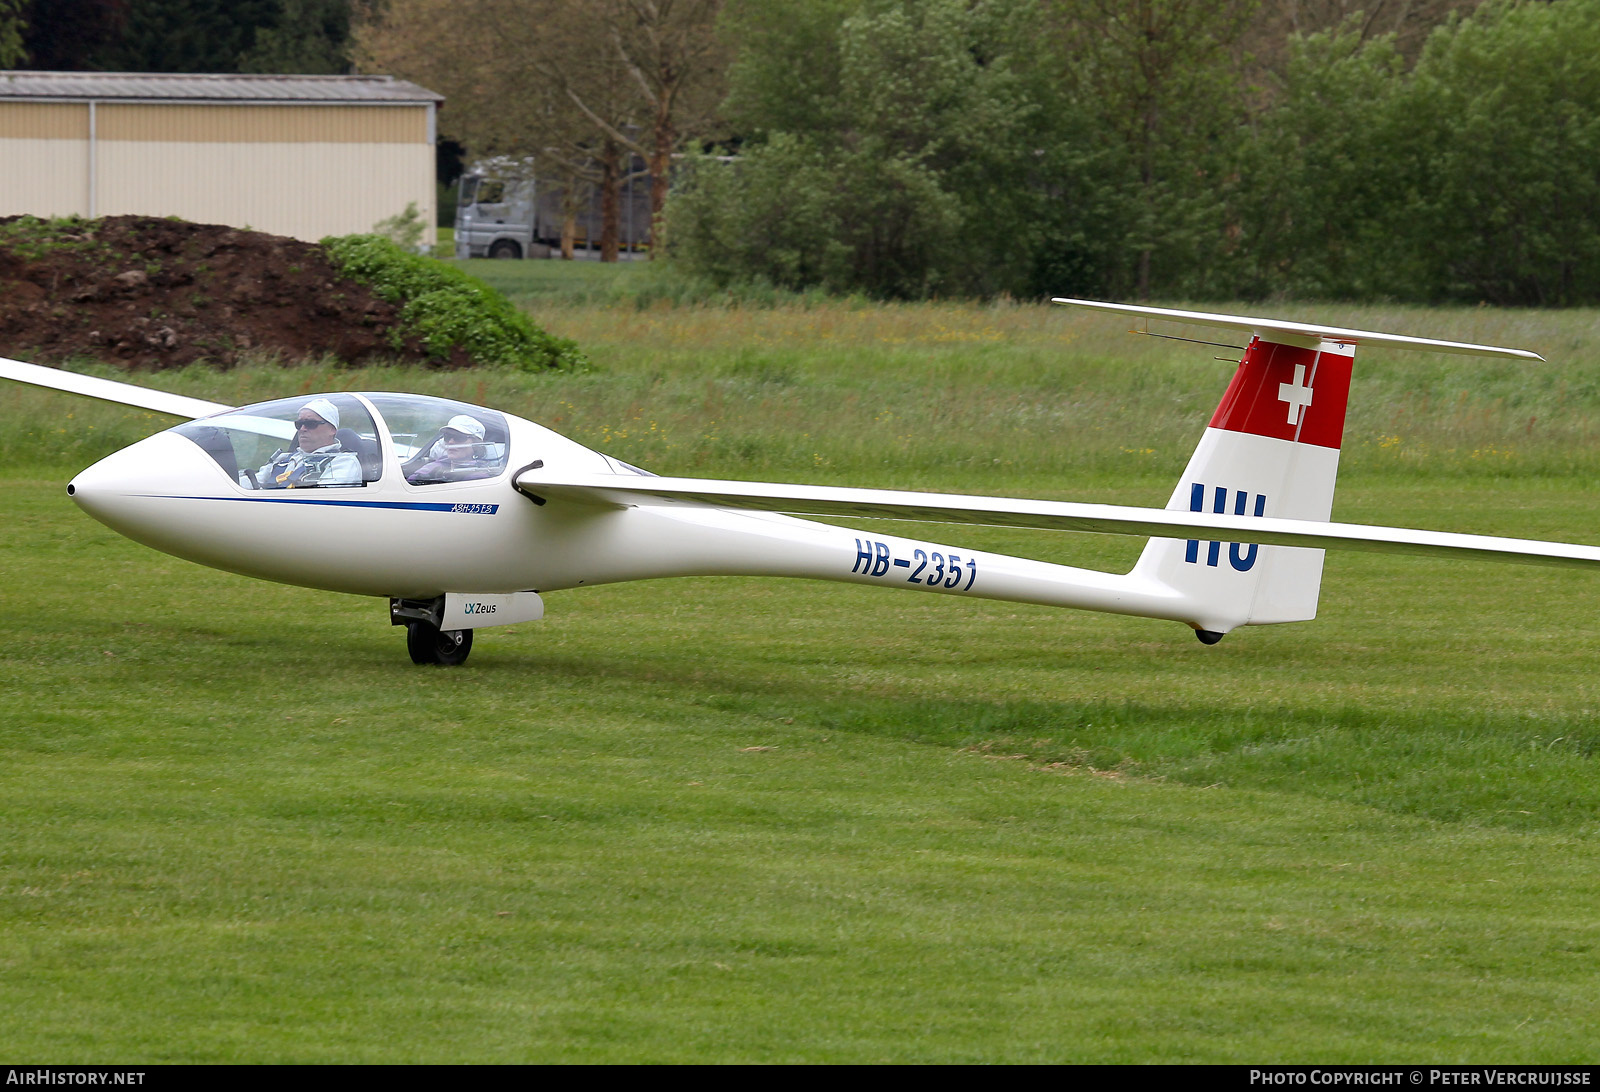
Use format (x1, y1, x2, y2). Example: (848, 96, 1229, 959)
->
(67, 448, 130, 522)
(67, 431, 224, 551)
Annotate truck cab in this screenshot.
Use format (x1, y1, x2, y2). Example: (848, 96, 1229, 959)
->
(454, 173, 549, 260)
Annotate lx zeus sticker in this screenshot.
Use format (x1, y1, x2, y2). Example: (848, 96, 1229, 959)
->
(852, 538, 977, 590)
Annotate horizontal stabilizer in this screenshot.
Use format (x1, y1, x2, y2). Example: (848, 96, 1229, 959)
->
(516, 470, 1600, 571)
(0, 356, 232, 419)
(1053, 299, 1544, 360)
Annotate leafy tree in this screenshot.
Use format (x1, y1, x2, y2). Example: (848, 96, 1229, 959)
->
(669, 133, 858, 289)
(355, 0, 723, 260)
(1, 0, 27, 67)
(98, 0, 279, 72)
(238, 0, 352, 74)
(1235, 0, 1600, 305)
(717, 0, 862, 141)
(13, 0, 350, 72)
(15, 0, 128, 70)
(1398, 0, 1600, 304)
(532, 0, 728, 251)
(1229, 21, 1410, 299)
(1047, 0, 1259, 300)
(1240, 0, 1484, 84)
(851, 0, 1057, 294)
(672, 0, 1055, 298)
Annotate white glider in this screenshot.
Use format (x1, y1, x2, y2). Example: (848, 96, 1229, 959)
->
(5, 300, 1590, 665)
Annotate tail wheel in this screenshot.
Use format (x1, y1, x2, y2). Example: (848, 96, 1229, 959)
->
(407, 621, 474, 666)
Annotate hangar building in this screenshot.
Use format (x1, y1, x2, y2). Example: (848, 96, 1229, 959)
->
(0, 71, 443, 247)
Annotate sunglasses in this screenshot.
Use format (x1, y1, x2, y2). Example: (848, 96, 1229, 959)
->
(295, 418, 331, 430)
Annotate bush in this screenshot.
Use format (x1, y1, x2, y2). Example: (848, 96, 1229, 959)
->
(322, 233, 586, 370)
(370, 202, 426, 251)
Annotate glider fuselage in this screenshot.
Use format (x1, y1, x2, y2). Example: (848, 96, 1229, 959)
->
(66, 401, 1197, 625)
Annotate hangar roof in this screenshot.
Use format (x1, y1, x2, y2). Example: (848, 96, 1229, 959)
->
(0, 72, 443, 105)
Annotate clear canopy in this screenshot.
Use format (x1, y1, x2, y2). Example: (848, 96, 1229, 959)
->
(172, 394, 509, 489)
(365, 394, 509, 485)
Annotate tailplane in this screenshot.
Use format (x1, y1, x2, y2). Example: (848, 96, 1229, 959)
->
(1053, 300, 1543, 639)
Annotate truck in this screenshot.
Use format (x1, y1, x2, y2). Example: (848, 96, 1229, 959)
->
(453, 160, 651, 260)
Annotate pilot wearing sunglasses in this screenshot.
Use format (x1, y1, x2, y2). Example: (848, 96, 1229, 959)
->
(257, 398, 362, 488)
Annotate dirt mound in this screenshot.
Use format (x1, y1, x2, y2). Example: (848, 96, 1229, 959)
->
(0, 215, 472, 370)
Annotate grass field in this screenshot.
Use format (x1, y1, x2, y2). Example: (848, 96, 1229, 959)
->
(3, 277, 1598, 1061)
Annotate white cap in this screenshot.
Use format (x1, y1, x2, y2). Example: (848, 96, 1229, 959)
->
(442, 414, 486, 440)
(302, 398, 340, 428)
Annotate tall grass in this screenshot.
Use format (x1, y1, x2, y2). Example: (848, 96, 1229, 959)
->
(14, 297, 1600, 487)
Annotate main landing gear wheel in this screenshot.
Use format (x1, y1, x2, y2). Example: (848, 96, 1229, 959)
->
(407, 621, 474, 665)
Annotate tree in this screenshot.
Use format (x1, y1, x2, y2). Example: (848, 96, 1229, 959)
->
(1, 0, 27, 68)
(12, 0, 351, 75)
(1228, 21, 1410, 299)
(533, 0, 728, 252)
(1240, 0, 1484, 82)
(671, 0, 1055, 298)
(238, 0, 353, 74)
(1232, 0, 1600, 305)
(355, 0, 725, 259)
(98, 0, 279, 72)
(1398, 0, 1600, 304)
(717, 0, 861, 142)
(15, 0, 128, 71)
(357, 0, 615, 259)
(1046, 0, 1259, 300)
(506, 4, 656, 261)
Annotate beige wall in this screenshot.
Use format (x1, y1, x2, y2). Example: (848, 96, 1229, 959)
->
(0, 136, 92, 216)
(98, 141, 434, 243)
(0, 101, 434, 245)
(0, 101, 89, 139)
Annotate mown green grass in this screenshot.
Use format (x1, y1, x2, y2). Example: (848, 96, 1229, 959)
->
(3, 292, 1599, 1061)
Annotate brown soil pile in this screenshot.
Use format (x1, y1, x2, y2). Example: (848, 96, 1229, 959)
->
(0, 215, 470, 370)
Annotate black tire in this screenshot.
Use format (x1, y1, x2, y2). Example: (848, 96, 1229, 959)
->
(407, 621, 474, 666)
(487, 239, 521, 260)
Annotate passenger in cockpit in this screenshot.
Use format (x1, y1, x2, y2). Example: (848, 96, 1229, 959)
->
(258, 398, 362, 488)
(407, 415, 498, 483)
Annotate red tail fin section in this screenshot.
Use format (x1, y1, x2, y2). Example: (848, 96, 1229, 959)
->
(1210, 338, 1354, 450)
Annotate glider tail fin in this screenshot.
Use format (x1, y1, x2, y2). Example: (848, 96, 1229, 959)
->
(1133, 334, 1355, 637)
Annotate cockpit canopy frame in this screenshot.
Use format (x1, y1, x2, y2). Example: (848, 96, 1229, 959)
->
(172, 393, 511, 489)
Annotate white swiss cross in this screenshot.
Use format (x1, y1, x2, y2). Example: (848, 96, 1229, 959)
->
(1278, 363, 1314, 427)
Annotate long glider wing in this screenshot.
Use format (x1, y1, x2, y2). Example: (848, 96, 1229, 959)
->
(1052, 298, 1545, 360)
(0, 356, 232, 419)
(515, 470, 1600, 571)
